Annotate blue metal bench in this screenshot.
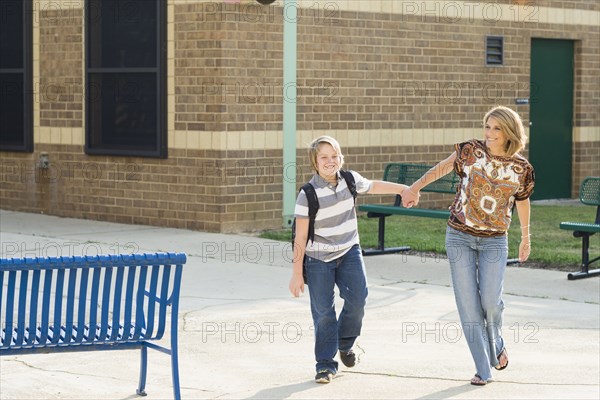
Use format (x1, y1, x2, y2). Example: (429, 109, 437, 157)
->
(560, 177, 600, 280)
(0, 252, 186, 399)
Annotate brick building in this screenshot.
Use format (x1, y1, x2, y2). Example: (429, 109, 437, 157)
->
(1, 0, 599, 233)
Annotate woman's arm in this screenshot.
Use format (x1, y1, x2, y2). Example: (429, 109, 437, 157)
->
(515, 198, 531, 262)
(402, 151, 458, 207)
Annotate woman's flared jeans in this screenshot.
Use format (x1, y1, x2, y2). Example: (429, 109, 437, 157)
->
(446, 226, 508, 380)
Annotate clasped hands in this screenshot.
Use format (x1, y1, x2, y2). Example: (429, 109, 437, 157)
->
(401, 186, 420, 208)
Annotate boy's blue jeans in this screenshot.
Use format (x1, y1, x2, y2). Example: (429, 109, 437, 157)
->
(305, 244, 368, 374)
(445, 226, 508, 381)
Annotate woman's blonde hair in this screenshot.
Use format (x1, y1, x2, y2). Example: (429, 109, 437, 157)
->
(483, 106, 528, 157)
(308, 135, 344, 172)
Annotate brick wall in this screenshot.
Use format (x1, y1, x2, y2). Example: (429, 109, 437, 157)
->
(173, 2, 284, 133)
(171, 2, 599, 132)
(0, 1, 598, 233)
(39, 8, 83, 128)
(573, 141, 600, 194)
(171, 1, 598, 208)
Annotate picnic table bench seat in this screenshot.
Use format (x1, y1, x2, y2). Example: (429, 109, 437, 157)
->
(559, 176, 600, 280)
(358, 163, 457, 256)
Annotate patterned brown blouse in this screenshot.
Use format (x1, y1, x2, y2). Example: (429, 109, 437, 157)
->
(448, 139, 535, 237)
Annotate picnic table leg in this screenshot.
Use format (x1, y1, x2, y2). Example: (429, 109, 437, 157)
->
(362, 214, 410, 256)
(568, 233, 600, 280)
(376, 216, 385, 251)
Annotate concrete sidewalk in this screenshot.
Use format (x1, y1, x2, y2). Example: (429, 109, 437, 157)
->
(0, 209, 598, 399)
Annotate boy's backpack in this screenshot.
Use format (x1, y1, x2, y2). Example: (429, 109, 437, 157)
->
(291, 170, 358, 284)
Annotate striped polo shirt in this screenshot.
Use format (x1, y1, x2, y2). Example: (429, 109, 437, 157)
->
(294, 170, 372, 262)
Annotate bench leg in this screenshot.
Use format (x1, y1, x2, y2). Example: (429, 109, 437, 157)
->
(362, 215, 410, 256)
(136, 344, 148, 396)
(171, 333, 181, 400)
(568, 269, 600, 280)
(568, 233, 600, 280)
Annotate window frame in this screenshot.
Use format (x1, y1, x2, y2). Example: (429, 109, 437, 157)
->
(0, 0, 33, 152)
(84, 0, 167, 158)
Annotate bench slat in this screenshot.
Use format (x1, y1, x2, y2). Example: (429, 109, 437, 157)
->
(156, 266, 172, 340)
(99, 267, 112, 342)
(65, 269, 78, 344)
(39, 270, 53, 345)
(75, 269, 89, 343)
(123, 267, 136, 343)
(88, 268, 101, 341)
(145, 266, 160, 339)
(16, 271, 29, 347)
(4, 272, 16, 349)
(51, 269, 65, 345)
(110, 267, 125, 342)
(26, 270, 41, 346)
(133, 266, 148, 341)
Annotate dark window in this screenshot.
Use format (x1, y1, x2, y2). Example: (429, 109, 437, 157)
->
(486, 36, 504, 66)
(0, 0, 33, 152)
(86, 0, 166, 157)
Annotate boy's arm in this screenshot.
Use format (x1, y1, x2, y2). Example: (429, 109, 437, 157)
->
(367, 180, 409, 195)
(289, 217, 309, 297)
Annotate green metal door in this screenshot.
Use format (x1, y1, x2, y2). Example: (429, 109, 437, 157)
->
(529, 39, 574, 200)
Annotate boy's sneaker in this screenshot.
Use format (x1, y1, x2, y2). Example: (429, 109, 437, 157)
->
(315, 370, 335, 384)
(339, 349, 356, 367)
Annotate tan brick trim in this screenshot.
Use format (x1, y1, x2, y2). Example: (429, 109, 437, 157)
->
(573, 127, 600, 142)
(165, 127, 600, 151)
(172, 0, 600, 26)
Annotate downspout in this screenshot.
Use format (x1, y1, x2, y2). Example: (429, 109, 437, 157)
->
(282, 0, 297, 228)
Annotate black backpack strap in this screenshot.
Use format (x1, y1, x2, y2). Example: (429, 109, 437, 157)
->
(301, 183, 319, 244)
(340, 170, 358, 203)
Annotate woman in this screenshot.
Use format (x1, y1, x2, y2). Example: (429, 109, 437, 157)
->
(401, 106, 535, 385)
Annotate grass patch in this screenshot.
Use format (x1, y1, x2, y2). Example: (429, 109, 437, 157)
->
(259, 204, 598, 269)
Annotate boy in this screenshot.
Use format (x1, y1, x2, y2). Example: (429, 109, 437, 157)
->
(289, 135, 410, 383)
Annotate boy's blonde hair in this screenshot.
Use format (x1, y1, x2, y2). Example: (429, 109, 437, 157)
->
(483, 106, 528, 157)
(308, 136, 344, 172)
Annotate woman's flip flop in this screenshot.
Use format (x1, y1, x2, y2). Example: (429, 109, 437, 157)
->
(495, 348, 509, 371)
(470, 374, 487, 386)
